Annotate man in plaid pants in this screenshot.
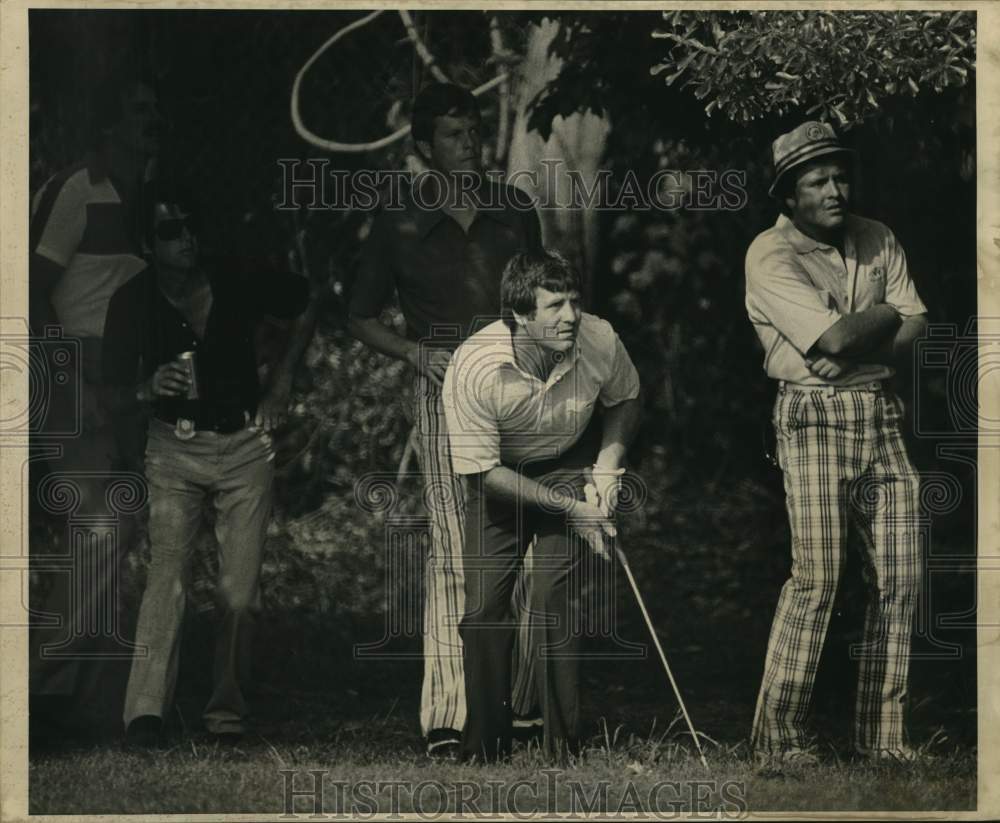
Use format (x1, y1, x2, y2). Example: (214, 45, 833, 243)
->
(745, 122, 928, 763)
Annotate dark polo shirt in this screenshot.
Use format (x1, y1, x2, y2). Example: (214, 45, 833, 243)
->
(350, 181, 542, 349)
(102, 258, 308, 431)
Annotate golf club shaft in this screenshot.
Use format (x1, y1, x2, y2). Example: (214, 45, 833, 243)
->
(615, 546, 710, 771)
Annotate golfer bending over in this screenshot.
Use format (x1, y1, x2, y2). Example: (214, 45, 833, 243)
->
(443, 250, 641, 763)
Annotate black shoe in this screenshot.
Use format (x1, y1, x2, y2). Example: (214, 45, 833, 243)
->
(426, 728, 461, 759)
(124, 715, 164, 750)
(512, 713, 544, 744)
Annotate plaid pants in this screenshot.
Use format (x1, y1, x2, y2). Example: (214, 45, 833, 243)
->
(413, 375, 536, 735)
(752, 384, 922, 754)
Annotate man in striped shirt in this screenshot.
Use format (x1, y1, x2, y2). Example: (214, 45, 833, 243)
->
(28, 77, 163, 741)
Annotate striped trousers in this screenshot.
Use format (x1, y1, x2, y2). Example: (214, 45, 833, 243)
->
(752, 384, 922, 755)
(413, 375, 536, 735)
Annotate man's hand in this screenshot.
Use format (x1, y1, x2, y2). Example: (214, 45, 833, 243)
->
(408, 347, 452, 386)
(144, 360, 191, 398)
(804, 354, 853, 380)
(254, 380, 291, 431)
(243, 411, 276, 460)
(590, 466, 626, 516)
(568, 489, 617, 561)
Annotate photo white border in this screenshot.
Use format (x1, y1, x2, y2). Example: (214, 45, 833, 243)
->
(1, 1, 996, 820)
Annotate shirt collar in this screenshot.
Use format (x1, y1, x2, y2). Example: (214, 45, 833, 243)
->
(412, 203, 447, 239)
(410, 179, 519, 239)
(775, 213, 852, 255)
(496, 322, 581, 386)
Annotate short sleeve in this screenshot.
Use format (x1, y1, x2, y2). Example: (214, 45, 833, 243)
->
(882, 229, 927, 317)
(442, 347, 502, 475)
(599, 331, 641, 407)
(31, 175, 86, 268)
(745, 241, 841, 356)
(349, 211, 397, 318)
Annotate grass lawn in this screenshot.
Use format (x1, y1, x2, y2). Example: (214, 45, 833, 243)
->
(26, 481, 979, 816)
(29, 721, 976, 816)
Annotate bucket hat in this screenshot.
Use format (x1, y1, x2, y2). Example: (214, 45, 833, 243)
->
(768, 121, 853, 198)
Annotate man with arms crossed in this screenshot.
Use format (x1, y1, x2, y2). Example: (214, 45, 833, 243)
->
(444, 250, 642, 762)
(102, 188, 309, 745)
(745, 121, 928, 764)
(348, 82, 542, 757)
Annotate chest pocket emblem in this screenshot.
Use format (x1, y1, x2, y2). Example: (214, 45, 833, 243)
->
(868, 266, 886, 281)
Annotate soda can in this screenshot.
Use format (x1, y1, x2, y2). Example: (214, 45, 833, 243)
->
(174, 417, 197, 441)
(178, 351, 199, 399)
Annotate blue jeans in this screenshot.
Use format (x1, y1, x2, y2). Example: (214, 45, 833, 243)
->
(123, 419, 274, 734)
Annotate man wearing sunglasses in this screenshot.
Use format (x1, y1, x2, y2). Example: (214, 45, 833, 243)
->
(101, 187, 309, 746)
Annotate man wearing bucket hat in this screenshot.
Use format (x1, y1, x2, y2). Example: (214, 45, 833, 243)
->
(745, 121, 928, 764)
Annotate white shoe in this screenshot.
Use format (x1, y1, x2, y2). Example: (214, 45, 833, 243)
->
(754, 746, 822, 770)
(859, 745, 932, 764)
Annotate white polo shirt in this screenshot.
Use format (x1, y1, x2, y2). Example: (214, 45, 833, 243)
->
(442, 314, 641, 475)
(745, 214, 927, 386)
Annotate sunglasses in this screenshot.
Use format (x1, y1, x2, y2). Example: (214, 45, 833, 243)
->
(155, 216, 198, 242)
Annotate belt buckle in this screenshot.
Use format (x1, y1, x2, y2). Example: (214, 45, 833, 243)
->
(174, 417, 197, 440)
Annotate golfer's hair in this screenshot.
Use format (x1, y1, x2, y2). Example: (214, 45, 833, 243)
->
(91, 73, 158, 148)
(501, 249, 581, 331)
(411, 83, 481, 147)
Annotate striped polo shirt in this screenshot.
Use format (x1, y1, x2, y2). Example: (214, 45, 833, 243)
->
(442, 314, 641, 475)
(31, 160, 147, 339)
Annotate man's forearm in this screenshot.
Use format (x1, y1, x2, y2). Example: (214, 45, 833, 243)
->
(481, 465, 578, 514)
(29, 254, 66, 337)
(813, 303, 900, 357)
(854, 313, 928, 370)
(594, 394, 642, 470)
(268, 293, 321, 392)
(346, 314, 417, 364)
(29, 288, 61, 338)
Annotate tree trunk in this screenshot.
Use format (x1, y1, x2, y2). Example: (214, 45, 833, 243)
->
(506, 19, 610, 307)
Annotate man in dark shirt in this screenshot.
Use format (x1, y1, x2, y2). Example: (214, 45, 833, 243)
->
(102, 188, 308, 745)
(348, 83, 543, 757)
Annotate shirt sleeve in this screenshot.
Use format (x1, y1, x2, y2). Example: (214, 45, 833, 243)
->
(881, 228, 927, 317)
(101, 280, 142, 388)
(348, 211, 397, 318)
(442, 348, 502, 475)
(745, 241, 842, 356)
(31, 174, 86, 268)
(599, 330, 641, 407)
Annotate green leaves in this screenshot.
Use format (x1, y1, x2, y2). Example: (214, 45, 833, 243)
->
(649, 11, 976, 128)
